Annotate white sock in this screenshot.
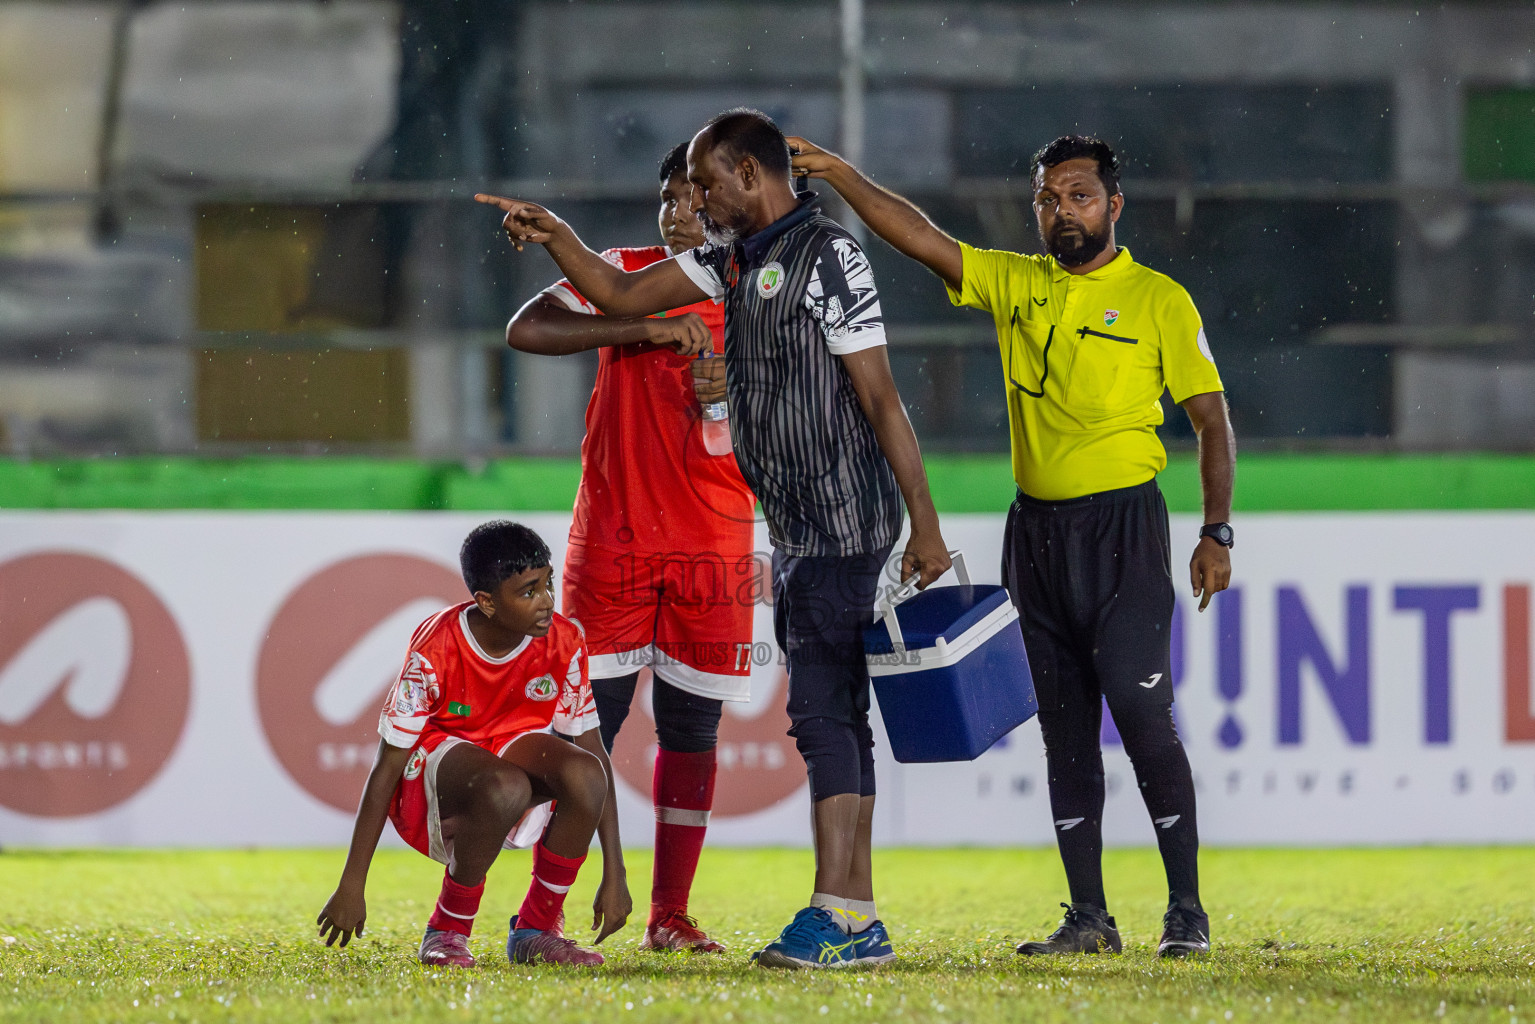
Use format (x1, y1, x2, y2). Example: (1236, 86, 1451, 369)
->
(811, 892, 877, 934)
(841, 899, 877, 934)
(810, 892, 850, 932)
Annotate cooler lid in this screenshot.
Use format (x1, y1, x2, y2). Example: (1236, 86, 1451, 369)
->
(864, 583, 1012, 656)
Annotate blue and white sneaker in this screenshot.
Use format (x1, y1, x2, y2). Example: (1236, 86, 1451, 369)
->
(849, 919, 897, 965)
(752, 907, 858, 969)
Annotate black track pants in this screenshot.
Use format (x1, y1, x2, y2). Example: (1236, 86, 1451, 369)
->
(1002, 479, 1201, 911)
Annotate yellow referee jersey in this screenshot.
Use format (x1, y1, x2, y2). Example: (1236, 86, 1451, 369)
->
(947, 242, 1224, 501)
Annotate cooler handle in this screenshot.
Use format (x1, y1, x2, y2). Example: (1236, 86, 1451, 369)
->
(874, 550, 969, 651)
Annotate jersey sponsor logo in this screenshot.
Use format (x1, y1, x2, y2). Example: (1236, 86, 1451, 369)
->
(0, 553, 191, 817)
(256, 554, 463, 812)
(525, 674, 558, 702)
(1104, 309, 1120, 327)
(403, 745, 427, 781)
(1055, 816, 1086, 830)
(756, 261, 785, 298)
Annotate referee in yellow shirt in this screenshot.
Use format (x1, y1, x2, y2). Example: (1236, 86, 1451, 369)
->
(790, 135, 1235, 958)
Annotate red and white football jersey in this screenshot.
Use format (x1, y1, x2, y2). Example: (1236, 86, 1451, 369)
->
(544, 246, 756, 556)
(378, 603, 598, 754)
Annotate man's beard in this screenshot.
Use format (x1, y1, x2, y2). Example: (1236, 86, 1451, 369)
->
(1044, 220, 1110, 267)
(698, 208, 742, 246)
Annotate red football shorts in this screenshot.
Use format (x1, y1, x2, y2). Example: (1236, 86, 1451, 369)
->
(562, 543, 754, 701)
(388, 737, 551, 864)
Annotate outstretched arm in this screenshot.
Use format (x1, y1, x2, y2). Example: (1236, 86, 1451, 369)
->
(788, 137, 964, 292)
(1182, 390, 1236, 612)
(840, 346, 952, 588)
(571, 727, 631, 943)
(475, 194, 707, 317)
(317, 739, 414, 947)
(506, 294, 713, 357)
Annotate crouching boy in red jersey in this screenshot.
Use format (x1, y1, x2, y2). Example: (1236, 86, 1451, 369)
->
(317, 520, 630, 968)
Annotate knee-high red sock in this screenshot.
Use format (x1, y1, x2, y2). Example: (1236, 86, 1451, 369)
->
(516, 843, 585, 933)
(426, 868, 485, 937)
(650, 748, 716, 922)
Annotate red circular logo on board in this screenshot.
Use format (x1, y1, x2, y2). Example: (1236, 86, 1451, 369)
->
(609, 555, 805, 817)
(256, 554, 465, 812)
(0, 552, 191, 817)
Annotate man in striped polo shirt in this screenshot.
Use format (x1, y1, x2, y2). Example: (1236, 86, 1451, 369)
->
(477, 107, 952, 969)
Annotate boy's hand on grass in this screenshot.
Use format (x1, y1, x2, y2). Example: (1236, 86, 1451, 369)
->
(317, 887, 367, 947)
(591, 872, 632, 944)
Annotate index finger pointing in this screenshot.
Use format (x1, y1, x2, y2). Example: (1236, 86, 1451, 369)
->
(473, 193, 518, 212)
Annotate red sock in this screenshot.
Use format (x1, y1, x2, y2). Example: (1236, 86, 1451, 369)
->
(516, 843, 585, 933)
(650, 748, 716, 923)
(426, 869, 485, 937)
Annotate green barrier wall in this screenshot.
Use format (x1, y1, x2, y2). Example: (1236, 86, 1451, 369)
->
(1, 454, 1531, 512)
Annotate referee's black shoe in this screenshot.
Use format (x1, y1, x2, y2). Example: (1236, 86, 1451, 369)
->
(1015, 903, 1122, 955)
(1156, 903, 1211, 958)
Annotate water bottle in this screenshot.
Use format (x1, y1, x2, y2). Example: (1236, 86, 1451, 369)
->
(697, 353, 733, 457)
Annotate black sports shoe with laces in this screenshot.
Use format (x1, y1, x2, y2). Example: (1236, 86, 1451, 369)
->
(1156, 903, 1211, 957)
(1016, 903, 1123, 955)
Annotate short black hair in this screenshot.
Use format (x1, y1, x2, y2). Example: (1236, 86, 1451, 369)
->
(699, 107, 791, 178)
(659, 141, 690, 184)
(459, 520, 551, 596)
(1031, 135, 1121, 196)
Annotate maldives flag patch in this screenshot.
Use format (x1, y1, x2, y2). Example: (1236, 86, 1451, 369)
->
(1104, 309, 1120, 327)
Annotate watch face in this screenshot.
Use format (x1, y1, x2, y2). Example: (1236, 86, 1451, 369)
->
(1204, 524, 1232, 545)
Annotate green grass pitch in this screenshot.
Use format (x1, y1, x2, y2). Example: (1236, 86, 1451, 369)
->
(1, 847, 1531, 1023)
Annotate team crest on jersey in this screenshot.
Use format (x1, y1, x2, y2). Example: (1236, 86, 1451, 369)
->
(403, 746, 427, 781)
(757, 262, 785, 298)
(525, 674, 558, 702)
(1104, 309, 1120, 327)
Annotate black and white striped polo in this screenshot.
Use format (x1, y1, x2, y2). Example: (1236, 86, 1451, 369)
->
(676, 194, 903, 558)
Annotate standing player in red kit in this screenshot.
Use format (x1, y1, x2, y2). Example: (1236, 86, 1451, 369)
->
(317, 521, 626, 968)
(503, 141, 757, 954)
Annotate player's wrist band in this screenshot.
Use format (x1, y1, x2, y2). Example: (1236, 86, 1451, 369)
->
(1199, 522, 1234, 548)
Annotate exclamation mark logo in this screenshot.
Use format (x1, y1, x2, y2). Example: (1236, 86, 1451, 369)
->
(1217, 587, 1244, 748)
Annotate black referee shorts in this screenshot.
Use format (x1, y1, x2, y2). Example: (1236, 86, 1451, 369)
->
(1001, 478, 1176, 724)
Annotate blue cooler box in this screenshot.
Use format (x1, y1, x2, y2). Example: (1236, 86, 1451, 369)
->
(864, 554, 1037, 763)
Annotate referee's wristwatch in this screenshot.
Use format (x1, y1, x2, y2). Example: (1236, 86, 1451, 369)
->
(1199, 522, 1234, 548)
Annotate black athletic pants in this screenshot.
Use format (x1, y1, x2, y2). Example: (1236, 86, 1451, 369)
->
(1002, 478, 1201, 912)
